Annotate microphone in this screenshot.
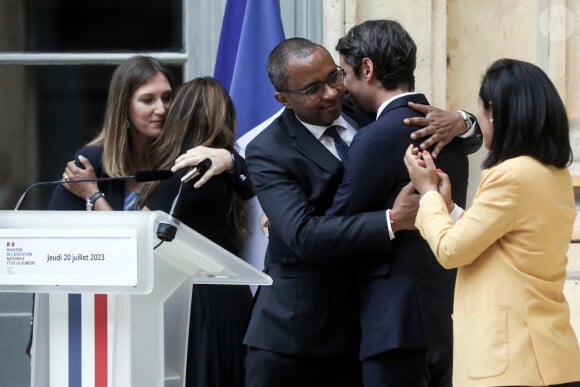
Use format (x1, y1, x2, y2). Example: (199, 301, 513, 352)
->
(156, 159, 212, 242)
(14, 170, 174, 210)
(180, 158, 213, 184)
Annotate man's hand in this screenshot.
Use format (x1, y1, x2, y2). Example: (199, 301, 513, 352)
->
(404, 102, 466, 158)
(390, 182, 420, 232)
(259, 213, 270, 237)
(172, 146, 234, 189)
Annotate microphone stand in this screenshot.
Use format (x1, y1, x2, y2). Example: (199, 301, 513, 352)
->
(14, 170, 173, 211)
(155, 183, 184, 244)
(155, 159, 212, 245)
(14, 176, 133, 211)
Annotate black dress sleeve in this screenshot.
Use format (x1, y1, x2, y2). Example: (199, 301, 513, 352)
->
(227, 151, 254, 201)
(146, 170, 238, 253)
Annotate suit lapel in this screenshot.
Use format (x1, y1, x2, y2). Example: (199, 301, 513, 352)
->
(281, 109, 342, 173)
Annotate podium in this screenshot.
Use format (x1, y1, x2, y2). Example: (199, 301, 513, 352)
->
(0, 210, 272, 387)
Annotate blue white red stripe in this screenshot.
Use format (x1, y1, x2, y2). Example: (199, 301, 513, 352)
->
(49, 293, 111, 387)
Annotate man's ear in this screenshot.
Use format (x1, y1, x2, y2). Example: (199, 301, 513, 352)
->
(361, 57, 374, 82)
(275, 91, 292, 109)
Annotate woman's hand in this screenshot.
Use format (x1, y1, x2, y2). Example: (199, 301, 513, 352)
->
(172, 146, 234, 189)
(403, 144, 440, 195)
(62, 155, 99, 200)
(435, 169, 455, 212)
(404, 145, 455, 211)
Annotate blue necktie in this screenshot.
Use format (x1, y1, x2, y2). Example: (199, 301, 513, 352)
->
(325, 125, 349, 164)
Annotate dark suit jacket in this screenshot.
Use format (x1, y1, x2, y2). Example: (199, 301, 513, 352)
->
(327, 93, 469, 360)
(243, 108, 394, 356)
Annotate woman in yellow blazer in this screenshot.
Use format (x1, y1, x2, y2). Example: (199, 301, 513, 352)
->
(404, 58, 580, 386)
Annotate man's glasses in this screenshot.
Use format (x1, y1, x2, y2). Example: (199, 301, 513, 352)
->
(281, 66, 346, 101)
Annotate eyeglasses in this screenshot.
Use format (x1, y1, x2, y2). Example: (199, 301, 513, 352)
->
(281, 66, 345, 101)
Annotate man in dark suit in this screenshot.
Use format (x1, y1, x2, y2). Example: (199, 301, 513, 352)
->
(327, 20, 469, 386)
(243, 38, 477, 387)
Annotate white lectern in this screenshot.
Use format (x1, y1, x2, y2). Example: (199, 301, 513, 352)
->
(0, 210, 271, 387)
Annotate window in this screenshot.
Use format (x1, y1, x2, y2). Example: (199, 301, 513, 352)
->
(0, 0, 186, 210)
(3, 0, 183, 52)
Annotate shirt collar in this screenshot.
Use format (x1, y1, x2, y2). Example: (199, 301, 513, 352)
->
(295, 114, 353, 140)
(376, 92, 419, 119)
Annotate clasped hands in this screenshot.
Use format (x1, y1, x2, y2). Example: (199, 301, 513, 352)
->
(392, 145, 456, 231)
(403, 144, 454, 213)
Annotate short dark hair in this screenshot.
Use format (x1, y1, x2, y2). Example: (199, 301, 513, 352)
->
(267, 37, 328, 91)
(336, 20, 416, 91)
(479, 58, 572, 168)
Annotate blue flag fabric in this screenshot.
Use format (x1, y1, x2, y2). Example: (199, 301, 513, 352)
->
(213, 0, 247, 91)
(214, 0, 286, 138)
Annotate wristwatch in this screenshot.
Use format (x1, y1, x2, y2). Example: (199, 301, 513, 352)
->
(86, 191, 105, 211)
(457, 110, 475, 135)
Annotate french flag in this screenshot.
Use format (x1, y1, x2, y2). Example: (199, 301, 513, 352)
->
(49, 293, 114, 387)
(214, 0, 285, 138)
(213, 0, 285, 282)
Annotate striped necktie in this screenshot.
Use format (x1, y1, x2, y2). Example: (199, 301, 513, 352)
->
(325, 125, 349, 164)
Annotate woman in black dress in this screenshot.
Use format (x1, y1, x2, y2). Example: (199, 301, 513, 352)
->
(139, 77, 253, 387)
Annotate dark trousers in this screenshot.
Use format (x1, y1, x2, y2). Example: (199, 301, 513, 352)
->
(361, 346, 452, 387)
(245, 346, 362, 387)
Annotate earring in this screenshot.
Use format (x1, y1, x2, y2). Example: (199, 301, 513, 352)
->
(125, 119, 130, 128)
(490, 118, 494, 122)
